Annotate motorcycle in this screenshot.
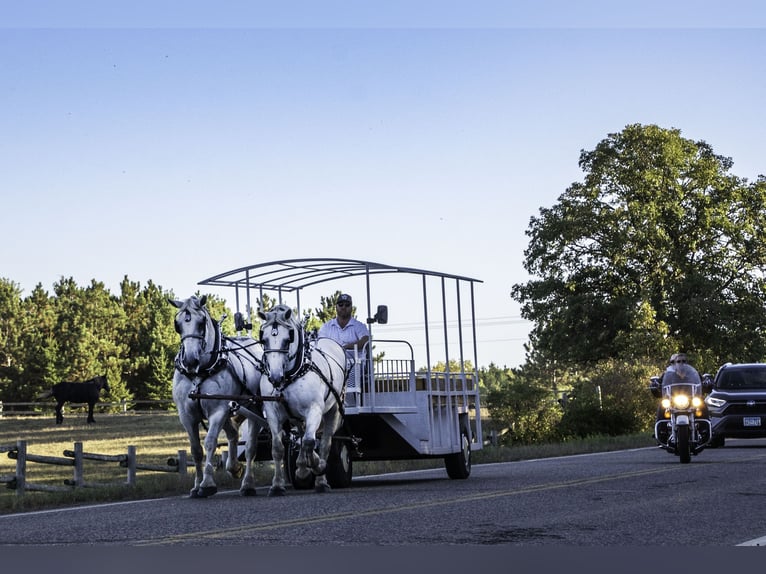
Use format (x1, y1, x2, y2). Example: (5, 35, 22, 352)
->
(650, 369, 713, 463)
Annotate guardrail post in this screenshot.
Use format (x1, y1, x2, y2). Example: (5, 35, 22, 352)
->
(0, 400, 3, 418)
(126, 445, 136, 486)
(72, 442, 84, 487)
(15, 440, 26, 496)
(121, 399, 127, 413)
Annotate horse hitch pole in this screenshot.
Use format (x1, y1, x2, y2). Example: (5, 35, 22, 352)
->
(228, 401, 268, 427)
(187, 392, 282, 403)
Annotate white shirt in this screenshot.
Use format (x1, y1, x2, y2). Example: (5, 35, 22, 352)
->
(318, 317, 370, 360)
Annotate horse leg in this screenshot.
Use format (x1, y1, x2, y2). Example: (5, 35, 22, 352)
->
(239, 421, 261, 497)
(313, 408, 342, 493)
(222, 417, 244, 480)
(55, 400, 64, 424)
(297, 406, 324, 486)
(186, 426, 205, 498)
(198, 412, 227, 498)
(87, 401, 95, 424)
(264, 403, 287, 496)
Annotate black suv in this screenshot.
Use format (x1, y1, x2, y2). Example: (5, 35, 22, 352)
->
(705, 362, 766, 447)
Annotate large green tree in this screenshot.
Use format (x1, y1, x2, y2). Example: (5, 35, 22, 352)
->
(512, 124, 766, 369)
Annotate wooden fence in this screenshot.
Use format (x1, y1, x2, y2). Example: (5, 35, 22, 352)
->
(0, 399, 175, 417)
(0, 440, 190, 496)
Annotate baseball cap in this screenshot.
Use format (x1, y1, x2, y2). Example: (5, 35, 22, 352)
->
(337, 294, 352, 305)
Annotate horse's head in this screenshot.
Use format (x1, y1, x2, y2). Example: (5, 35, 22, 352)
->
(257, 304, 302, 387)
(96, 374, 110, 394)
(169, 295, 215, 376)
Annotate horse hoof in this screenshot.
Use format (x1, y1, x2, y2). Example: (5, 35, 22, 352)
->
(295, 467, 311, 480)
(315, 483, 332, 494)
(198, 486, 217, 498)
(189, 488, 202, 498)
(240, 488, 257, 497)
(268, 486, 286, 497)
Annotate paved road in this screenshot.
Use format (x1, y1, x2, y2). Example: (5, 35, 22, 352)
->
(3, 439, 766, 546)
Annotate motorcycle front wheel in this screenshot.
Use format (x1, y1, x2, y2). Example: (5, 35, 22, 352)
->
(677, 425, 691, 463)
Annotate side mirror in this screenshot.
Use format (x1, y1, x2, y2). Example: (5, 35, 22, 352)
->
(234, 312, 252, 331)
(367, 305, 388, 325)
(649, 376, 661, 398)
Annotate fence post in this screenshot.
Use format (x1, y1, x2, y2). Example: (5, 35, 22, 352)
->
(15, 440, 26, 496)
(0, 400, 3, 418)
(72, 442, 84, 487)
(121, 398, 127, 413)
(177, 450, 187, 478)
(126, 445, 136, 486)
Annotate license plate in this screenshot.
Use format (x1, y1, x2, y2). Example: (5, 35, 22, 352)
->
(743, 417, 761, 427)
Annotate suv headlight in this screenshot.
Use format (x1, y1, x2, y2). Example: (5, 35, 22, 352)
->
(706, 396, 726, 408)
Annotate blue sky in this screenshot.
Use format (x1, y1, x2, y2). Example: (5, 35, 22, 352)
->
(1, 2, 765, 368)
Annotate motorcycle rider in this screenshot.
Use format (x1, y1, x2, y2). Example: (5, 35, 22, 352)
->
(651, 352, 710, 443)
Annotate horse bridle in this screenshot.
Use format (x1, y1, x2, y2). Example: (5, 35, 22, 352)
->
(260, 319, 306, 386)
(175, 307, 225, 377)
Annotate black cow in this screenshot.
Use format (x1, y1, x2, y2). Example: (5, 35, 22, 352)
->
(37, 374, 110, 424)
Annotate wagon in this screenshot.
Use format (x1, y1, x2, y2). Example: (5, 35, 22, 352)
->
(198, 258, 483, 487)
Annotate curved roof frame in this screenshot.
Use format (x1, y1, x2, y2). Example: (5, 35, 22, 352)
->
(198, 257, 482, 292)
(198, 258, 483, 376)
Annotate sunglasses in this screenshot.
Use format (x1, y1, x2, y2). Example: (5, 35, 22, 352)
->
(337, 301, 351, 307)
(674, 359, 687, 364)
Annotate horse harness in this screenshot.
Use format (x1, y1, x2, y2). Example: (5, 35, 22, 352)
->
(261, 318, 346, 417)
(175, 313, 267, 422)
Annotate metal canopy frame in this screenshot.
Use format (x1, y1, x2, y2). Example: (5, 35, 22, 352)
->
(198, 257, 481, 292)
(198, 258, 484, 374)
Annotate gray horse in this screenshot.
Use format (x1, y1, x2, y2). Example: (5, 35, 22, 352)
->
(258, 304, 347, 495)
(169, 295, 264, 497)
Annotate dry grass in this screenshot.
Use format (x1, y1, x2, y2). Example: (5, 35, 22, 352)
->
(0, 412, 266, 514)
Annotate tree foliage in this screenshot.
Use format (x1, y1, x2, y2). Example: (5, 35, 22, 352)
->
(0, 276, 190, 407)
(512, 123, 766, 368)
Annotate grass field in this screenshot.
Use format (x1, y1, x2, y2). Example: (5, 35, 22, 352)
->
(0, 410, 655, 515)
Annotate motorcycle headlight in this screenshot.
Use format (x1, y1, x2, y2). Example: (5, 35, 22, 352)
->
(662, 398, 671, 409)
(692, 396, 703, 408)
(672, 394, 690, 409)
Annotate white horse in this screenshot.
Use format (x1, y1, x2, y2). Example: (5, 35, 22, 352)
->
(169, 295, 265, 498)
(258, 304, 347, 495)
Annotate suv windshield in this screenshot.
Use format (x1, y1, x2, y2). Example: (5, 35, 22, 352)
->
(717, 367, 766, 390)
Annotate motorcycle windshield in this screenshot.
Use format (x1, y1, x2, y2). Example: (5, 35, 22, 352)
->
(662, 364, 702, 387)
(665, 383, 698, 398)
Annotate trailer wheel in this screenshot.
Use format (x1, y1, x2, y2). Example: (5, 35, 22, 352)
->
(444, 429, 471, 479)
(326, 439, 353, 489)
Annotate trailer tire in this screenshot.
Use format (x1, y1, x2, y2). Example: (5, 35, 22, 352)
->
(444, 429, 471, 479)
(326, 439, 353, 489)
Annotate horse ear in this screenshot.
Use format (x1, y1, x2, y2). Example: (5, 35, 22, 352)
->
(200, 294, 207, 306)
(168, 298, 182, 308)
(257, 308, 267, 321)
(284, 308, 292, 321)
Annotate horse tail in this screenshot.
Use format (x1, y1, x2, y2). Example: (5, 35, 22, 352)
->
(36, 389, 53, 400)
